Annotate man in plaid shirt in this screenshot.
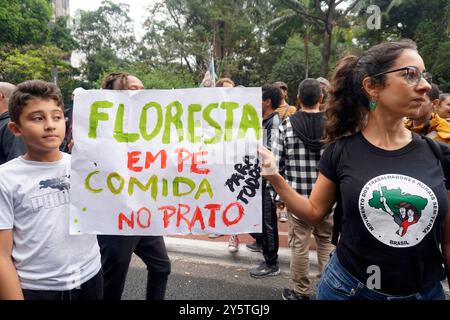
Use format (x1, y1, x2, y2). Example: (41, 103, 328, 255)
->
(272, 78, 335, 300)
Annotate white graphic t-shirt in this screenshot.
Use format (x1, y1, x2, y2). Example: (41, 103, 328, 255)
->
(320, 132, 450, 296)
(0, 153, 101, 291)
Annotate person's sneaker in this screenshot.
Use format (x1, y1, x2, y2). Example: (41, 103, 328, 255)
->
(208, 233, 222, 239)
(249, 262, 280, 278)
(279, 209, 288, 222)
(246, 241, 263, 252)
(228, 235, 239, 253)
(282, 288, 311, 300)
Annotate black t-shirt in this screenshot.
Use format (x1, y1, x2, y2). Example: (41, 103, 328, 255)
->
(319, 132, 450, 295)
(0, 112, 26, 165)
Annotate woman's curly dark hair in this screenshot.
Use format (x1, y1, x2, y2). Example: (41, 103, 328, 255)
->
(324, 39, 418, 143)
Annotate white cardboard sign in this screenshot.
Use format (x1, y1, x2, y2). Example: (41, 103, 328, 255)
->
(69, 88, 263, 235)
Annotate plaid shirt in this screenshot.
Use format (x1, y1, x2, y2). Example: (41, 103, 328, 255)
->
(271, 117, 324, 198)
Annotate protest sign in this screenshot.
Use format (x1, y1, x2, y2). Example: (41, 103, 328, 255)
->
(69, 88, 263, 235)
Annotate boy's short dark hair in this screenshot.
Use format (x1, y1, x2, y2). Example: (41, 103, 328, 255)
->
(426, 83, 440, 101)
(262, 85, 282, 109)
(9, 80, 64, 124)
(297, 78, 322, 107)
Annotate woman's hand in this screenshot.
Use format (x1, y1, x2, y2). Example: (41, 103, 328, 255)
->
(257, 146, 278, 176)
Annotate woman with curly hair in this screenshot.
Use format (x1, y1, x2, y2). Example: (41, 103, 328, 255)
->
(259, 39, 450, 300)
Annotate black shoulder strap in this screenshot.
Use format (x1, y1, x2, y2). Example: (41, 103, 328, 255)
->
(421, 134, 449, 188)
(330, 138, 347, 246)
(422, 134, 443, 164)
(331, 189, 343, 245)
(421, 119, 431, 135)
(281, 106, 290, 120)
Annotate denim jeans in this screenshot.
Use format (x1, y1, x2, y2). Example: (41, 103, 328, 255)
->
(316, 252, 445, 300)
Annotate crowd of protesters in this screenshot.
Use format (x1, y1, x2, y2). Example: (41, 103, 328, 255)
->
(0, 38, 449, 301)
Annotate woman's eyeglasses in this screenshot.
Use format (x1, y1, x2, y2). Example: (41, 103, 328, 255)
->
(370, 66, 432, 86)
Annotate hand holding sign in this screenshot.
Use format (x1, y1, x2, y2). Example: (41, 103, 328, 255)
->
(257, 146, 278, 176)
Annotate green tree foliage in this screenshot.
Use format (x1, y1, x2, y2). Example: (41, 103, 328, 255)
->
(269, 35, 322, 104)
(274, 0, 361, 77)
(1, 0, 447, 96)
(351, 0, 450, 91)
(73, 0, 136, 58)
(0, 0, 78, 103)
(91, 62, 196, 90)
(129, 64, 197, 89)
(73, 0, 137, 85)
(431, 41, 450, 92)
(0, 45, 77, 102)
(142, 0, 274, 86)
(0, 46, 48, 83)
(82, 49, 126, 84)
(0, 0, 52, 45)
(49, 16, 78, 53)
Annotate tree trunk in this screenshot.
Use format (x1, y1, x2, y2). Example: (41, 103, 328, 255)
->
(304, 27, 310, 79)
(320, 0, 336, 77)
(215, 21, 227, 60)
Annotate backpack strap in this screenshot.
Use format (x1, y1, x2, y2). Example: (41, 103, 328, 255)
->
(281, 106, 290, 121)
(422, 134, 443, 163)
(421, 134, 449, 188)
(331, 186, 343, 246)
(421, 119, 431, 135)
(329, 137, 348, 246)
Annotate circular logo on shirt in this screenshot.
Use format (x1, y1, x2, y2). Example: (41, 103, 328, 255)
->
(358, 174, 438, 248)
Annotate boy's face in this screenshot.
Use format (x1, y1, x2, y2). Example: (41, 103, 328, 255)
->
(8, 98, 65, 153)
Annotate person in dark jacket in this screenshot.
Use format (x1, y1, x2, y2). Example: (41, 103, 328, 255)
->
(0, 82, 26, 165)
(248, 84, 283, 278)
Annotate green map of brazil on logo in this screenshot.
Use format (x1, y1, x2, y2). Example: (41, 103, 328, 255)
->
(369, 186, 428, 236)
(359, 174, 438, 248)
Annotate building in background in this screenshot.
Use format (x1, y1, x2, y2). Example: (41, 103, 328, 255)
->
(50, 0, 71, 84)
(52, 0, 70, 18)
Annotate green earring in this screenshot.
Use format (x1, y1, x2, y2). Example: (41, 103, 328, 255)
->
(369, 100, 378, 111)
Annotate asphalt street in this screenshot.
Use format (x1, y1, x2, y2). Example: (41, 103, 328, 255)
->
(122, 252, 320, 300)
(120, 237, 449, 301)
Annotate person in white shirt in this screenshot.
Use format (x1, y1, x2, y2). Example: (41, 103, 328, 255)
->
(0, 80, 102, 300)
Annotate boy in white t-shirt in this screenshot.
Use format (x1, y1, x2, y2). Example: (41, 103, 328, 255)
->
(0, 80, 102, 300)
